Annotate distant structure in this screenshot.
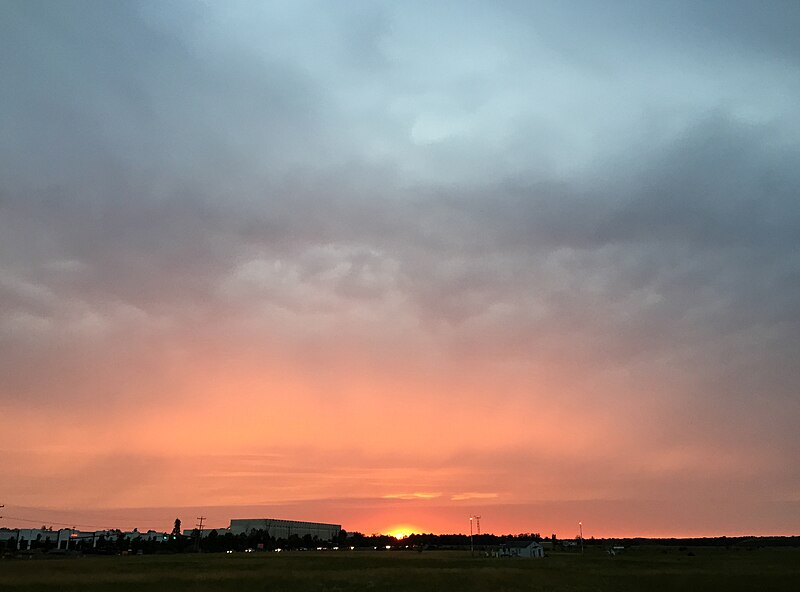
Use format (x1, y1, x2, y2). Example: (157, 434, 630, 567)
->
(229, 518, 341, 541)
(495, 541, 545, 558)
(0, 527, 167, 550)
(3, 517, 342, 549)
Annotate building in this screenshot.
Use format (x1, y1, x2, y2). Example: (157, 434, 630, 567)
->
(2, 516, 342, 549)
(496, 541, 545, 558)
(182, 527, 231, 537)
(229, 518, 341, 541)
(0, 527, 169, 550)
(0, 528, 74, 550)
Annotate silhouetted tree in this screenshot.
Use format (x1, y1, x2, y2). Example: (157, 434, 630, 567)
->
(172, 518, 182, 538)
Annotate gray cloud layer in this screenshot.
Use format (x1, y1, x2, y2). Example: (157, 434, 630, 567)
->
(2, 1, 799, 496)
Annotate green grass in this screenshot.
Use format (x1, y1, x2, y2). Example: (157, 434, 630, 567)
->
(2, 548, 799, 591)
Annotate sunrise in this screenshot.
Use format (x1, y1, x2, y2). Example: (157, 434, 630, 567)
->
(1, 0, 799, 589)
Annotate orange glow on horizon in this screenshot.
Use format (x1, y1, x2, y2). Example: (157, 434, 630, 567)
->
(385, 525, 421, 540)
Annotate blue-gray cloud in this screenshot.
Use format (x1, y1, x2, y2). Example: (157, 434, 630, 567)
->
(1, 0, 799, 499)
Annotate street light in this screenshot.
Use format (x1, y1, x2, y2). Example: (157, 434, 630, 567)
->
(469, 516, 473, 556)
(469, 515, 481, 556)
(579, 521, 583, 555)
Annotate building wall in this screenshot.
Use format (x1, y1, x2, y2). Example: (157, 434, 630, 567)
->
(182, 528, 230, 537)
(229, 518, 341, 541)
(0, 528, 168, 549)
(520, 543, 544, 558)
(0, 528, 74, 550)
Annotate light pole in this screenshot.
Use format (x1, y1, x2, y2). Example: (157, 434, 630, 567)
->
(469, 515, 481, 556)
(579, 521, 583, 555)
(469, 516, 473, 556)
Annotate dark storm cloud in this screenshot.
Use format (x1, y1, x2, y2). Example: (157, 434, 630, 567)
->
(1, 0, 798, 453)
(501, 0, 800, 66)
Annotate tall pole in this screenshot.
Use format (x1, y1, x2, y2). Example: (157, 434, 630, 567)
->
(579, 522, 583, 555)
(195, 516, 206, 553)
(469, 516, 473, 556)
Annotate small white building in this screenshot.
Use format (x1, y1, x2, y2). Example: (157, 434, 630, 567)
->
(518, 541, 545, 558)
(496, 541, 545, 558)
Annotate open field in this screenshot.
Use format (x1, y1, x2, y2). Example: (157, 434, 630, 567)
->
(2, 548, 799, 592)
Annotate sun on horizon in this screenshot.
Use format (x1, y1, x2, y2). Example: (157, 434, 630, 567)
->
(385, 525, 421, 540)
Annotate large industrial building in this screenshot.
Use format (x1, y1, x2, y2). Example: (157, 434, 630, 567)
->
(3, 517, 342, 549)
(229, 518, 341, 541)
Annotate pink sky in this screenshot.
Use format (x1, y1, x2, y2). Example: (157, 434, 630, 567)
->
(2, 337, 797, 536)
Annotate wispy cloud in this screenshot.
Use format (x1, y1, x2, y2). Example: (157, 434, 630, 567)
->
(451, 493, 500, 502)
(382, 493, 442, 500)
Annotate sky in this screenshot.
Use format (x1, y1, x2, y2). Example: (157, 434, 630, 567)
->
(1, 0, 799, 538)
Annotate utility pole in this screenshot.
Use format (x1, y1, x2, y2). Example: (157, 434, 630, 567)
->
(195, 516, 206, 552)
(579, 521, 584, 555)
(1, 507, 18, 551)
(65, 526, 75, 551)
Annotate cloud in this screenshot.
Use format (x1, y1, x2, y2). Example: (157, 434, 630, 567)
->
(0, 0, 799, 534)
(382, 493, 442, 500)
(451, 492, 499, 501)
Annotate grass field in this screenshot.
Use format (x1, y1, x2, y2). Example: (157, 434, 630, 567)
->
(2, 548, 799, 591)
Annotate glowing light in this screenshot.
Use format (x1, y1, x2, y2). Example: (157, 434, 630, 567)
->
(385, 524, 419, 540)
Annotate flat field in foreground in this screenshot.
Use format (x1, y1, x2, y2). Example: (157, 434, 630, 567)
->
(2, 548, 799, 592)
